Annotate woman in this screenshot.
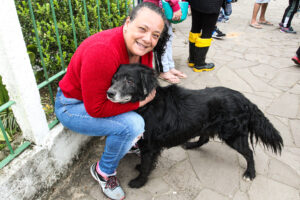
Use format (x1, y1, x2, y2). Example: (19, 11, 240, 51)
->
(54, 3, 167, 200)
(188, 0, 223, 72)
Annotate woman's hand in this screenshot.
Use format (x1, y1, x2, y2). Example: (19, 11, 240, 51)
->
(172, 9, 182, 21)
(139, 89, 156, 107)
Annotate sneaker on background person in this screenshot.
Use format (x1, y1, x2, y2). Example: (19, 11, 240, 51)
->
(280, 26, 297, 34)
(212, 27, 226, 39)
(292, 56, 300, 65)
(90, 163, 125, 200)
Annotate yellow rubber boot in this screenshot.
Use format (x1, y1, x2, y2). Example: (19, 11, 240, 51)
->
(188, 32, 200, 67)
(193, 38, 215, 72)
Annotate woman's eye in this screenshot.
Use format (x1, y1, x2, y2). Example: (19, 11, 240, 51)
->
(139, 27, 146, 32)
(153, 34, 160, 39)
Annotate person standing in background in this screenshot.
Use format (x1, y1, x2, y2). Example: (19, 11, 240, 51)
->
(279, 0, 299, 34)
(250, 0, 273, 29)
(188, 0, 223, 72)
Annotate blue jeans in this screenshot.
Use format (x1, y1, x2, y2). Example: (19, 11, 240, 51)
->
(161, 24, 175, 72)
(55, 88, 144, 175)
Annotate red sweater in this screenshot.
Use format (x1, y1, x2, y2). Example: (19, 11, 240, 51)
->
(59, 26, 153, 118)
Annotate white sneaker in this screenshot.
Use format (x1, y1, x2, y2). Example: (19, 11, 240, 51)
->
(90, 163, 125, 200)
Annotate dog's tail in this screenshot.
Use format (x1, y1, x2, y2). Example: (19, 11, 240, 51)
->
(249, 104, 283, 154)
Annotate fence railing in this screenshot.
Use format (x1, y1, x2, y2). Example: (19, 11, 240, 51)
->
(0, 0, 135, 169)
(0, 101, 31, 169)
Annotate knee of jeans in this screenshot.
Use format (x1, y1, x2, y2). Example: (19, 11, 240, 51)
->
(126, 112, 145, 139)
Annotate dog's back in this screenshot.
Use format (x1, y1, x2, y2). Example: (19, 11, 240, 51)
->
(139, 85, 255, 142)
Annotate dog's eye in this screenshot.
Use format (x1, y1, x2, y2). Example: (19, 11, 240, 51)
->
(126, 80, 134, 85)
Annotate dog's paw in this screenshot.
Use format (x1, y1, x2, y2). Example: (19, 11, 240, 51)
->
(243, 171, 255, 181)
(135, 164, 141, 172)
(128, 177, 147, 188)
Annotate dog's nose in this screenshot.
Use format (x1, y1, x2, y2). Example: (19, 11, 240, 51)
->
(107, 90, 116, 98)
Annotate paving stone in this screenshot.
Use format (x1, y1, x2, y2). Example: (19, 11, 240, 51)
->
(190, 72, 221, 88)
(143, 177, 171, 196)
(267, 147, 300, 177)
(188, 142, 240, 196)
(274, 116, 289, 126)
(248, 176, 300, 200)
(160, 146, 187, 162)
(289, 83, 300, 95)
(290, 119, 300, 147)
(233, 191, 249, 200)
(216, 67, 253, 93)
(250, 64, 278, 81)
(244, 53, 274, 65)
(243, 92, 273, 111)
(125, 189, 153, 200)
(267, 57, 297, 69)
(194, 188, 229, 200)
(268, 158, 300, 189)
(266, 92, 299, 118)
(239, 178, 252, 193)
(254, 91, 276, 99)
(163, 159, 202, 200)
(153, 192, 193, 200)
(269, 71, 300, 89)
(227, 58, 258, 69)
(237, 68, 281, 93)
(150, 152, 179, 179)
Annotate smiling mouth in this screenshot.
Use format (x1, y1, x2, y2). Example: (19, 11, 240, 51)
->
(136, 41, 148, 49)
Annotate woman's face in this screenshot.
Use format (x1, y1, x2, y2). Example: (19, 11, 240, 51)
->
(124, 8, 164, 57)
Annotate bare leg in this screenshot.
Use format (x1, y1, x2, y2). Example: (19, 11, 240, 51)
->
(259, 3, 268, 22)
(250, 3, 262, 25)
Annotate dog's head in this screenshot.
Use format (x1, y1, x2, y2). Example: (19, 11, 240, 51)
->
(107, 64, 158, 103)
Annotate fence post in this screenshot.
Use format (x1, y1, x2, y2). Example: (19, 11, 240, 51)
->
(0, 0, 49, 146)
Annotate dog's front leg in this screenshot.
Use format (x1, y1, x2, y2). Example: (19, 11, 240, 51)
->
(129, 149, 160, 188)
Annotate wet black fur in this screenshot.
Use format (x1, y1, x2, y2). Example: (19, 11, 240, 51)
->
(112, 64, 283, 188)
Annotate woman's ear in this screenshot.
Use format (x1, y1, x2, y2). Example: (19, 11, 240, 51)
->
(124, 16, 131, 27)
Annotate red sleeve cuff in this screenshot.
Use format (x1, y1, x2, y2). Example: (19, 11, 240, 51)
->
(171, 4, 180, 12)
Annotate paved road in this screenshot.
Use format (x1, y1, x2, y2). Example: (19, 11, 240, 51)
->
(41, 0, 300, 199)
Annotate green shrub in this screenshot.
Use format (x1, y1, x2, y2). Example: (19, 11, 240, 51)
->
(15, 0, 131, 83)
(0, 77, 20, 145)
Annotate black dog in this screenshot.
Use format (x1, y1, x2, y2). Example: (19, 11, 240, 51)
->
(107, 64, 283, 188)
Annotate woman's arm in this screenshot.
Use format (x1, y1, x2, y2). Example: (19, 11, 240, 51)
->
(166, 0, 182, 20)
(80, 44, 140, 118)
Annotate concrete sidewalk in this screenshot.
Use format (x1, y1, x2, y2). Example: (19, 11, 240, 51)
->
(40, 0, 300, 199)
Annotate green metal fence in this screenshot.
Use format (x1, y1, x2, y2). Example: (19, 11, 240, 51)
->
(0, 0, 135, 169)
(0, 101, 31, 169)
(28, 0, 134, 129)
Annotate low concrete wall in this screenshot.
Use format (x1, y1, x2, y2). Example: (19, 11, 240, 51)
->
(0, 124, 91, 200)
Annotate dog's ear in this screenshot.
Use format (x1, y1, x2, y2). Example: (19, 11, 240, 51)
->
(140, 69, 158, 96)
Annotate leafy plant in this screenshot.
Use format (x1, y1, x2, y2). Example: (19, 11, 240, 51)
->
(0, 77, 20, 144)
(15, 0, 130, 83)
